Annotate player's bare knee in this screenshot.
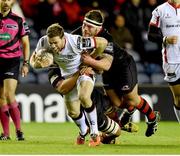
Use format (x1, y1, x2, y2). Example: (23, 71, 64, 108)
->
(0, 96, 6, 106)
(79, 94, 91, 107)
(4, 91, 15, 102)
(67, 110, 80, 118)
(124, 95, 141, 107)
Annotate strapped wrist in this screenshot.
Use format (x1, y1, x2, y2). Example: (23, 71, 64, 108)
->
(23, 60, 29, 66)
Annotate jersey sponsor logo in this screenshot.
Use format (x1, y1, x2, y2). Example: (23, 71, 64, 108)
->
(0, 33, 11, 40)
(4, 72, 14, 76)
(121, 85, 130, 91)
(6, 24, 18, 29)
(60, 54, 75, 59)
(166, 24, 180, 28)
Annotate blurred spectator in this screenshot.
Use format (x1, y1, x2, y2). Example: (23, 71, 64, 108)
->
(141, 0, 162, 65)
(59, 0, 83, 30)
(121, 0, 146, 62)
(113, 0, 126, 14)
(33, 0, 62, 36)
(110, 14, 134, 49)
(20, 0, 40, 18)
(142, 0, 158, 30)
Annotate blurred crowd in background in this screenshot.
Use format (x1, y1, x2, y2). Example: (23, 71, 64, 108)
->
(13, 0, 167, 85)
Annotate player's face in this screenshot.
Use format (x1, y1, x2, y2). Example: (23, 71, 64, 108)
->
(82, 22, 98, 37)
(1, 0, 15, 13)
(48, 36, 65, 53)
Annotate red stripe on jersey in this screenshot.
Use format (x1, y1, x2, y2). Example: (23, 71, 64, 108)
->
(164, 48, 168, 63)
(149, 16, 160, 27)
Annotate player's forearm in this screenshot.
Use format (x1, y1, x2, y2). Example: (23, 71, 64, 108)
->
(21, 36, 30, 61)
(92, 37, 108, 57)
(89, 57, 112, 71)
(83, 53, 113, 71)
(56, 72, 79, 94)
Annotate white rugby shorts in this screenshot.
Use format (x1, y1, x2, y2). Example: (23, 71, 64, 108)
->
(64, 74, 95, 102)
(163, 63, 180, 82)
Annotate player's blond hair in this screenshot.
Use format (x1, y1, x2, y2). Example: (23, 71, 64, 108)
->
(46, 23, 64, 39)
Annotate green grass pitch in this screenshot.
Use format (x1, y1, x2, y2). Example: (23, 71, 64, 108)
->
(0, 121, 180, 155)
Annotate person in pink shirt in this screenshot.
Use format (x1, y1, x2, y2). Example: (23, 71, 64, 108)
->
(0, 0, 30, 140)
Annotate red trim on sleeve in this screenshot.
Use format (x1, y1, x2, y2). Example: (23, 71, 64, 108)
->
(164, 48, 168, 63)
(149, 16, 160, 27)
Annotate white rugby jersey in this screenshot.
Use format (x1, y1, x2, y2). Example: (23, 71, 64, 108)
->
(150, 2, 180, 63)
(35, 32, 95, 77)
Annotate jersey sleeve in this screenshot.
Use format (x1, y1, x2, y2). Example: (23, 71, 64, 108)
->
(149, 7, 161, 28)
(68, 33, 96, 53)
(104, 42, 114, 56)
(20, 18, 30, 37)
(78, 36, 96, 50)
(35, 36, 49, 53)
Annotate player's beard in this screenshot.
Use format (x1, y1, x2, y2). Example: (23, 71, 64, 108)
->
(82, 30, 91, 37)
(2, 4, 11, 13)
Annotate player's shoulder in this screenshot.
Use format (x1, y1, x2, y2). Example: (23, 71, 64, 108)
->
(39, 35, 47, 42)
(64, 32, 79, 39)
(11, 11, 22, 18)
(38, 35, 49, 48)
(9, 11, 24, 23)
(156, 2, 169, 12)
(64, 32, 80, 46)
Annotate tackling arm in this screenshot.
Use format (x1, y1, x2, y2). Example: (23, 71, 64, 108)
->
(91, 37, 108, 58)
(56, 72, 79, 94)
(81, 53, 113, 71)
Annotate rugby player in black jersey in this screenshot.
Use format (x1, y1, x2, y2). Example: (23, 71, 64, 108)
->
(79, 10, 160, 137)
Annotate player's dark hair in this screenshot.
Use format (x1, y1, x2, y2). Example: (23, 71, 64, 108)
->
(85, 10, 104, 24)
(46, 23, 64, 39)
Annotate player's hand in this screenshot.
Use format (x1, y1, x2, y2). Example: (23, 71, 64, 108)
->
(80, 66, 95, 75)
(21, 64, 29, 77)
(81, 53, 95, 65)
(166, 36, 178, 44)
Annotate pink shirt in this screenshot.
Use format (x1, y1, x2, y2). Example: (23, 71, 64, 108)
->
(0, 11, 30, 58)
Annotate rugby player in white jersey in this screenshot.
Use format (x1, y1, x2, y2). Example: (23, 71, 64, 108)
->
(30, 23, 108, 146)
(148, 0, 180, 123)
